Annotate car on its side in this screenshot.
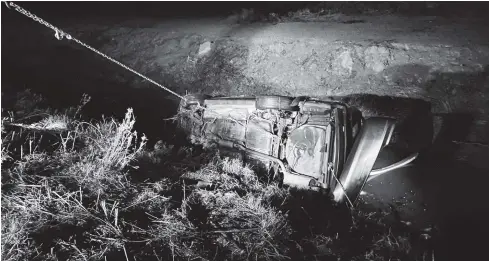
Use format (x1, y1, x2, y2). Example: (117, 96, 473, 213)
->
(178, 94, 418, 206)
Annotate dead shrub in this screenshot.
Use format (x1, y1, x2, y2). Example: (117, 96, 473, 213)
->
(182, 157, 292, 260)
(1, 91, 424, 261)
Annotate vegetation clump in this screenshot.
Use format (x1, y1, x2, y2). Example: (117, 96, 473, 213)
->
(1, 90, 428, 261)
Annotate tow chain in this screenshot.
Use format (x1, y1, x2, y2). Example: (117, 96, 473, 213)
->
(6, 2, 357, 206)
(5, 1, 186, 101)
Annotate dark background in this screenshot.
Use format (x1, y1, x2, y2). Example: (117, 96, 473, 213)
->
(3, 2, 489, 261)
(5, 1, 309, 19)
(7, 1, 489, 20)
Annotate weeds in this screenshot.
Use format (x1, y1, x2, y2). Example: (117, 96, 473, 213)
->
(182, 157, 292, 260)
(1, 91, 427, 261)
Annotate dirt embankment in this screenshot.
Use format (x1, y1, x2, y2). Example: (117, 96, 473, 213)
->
(3, 14, 489, 145)
(91, 16, 489, 116)
(94, 16, 489, 144)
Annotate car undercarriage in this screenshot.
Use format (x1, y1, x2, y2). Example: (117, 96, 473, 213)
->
(178, 94, 418, 206)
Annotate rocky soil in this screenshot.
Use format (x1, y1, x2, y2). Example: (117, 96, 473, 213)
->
(4, 12, 488, 156)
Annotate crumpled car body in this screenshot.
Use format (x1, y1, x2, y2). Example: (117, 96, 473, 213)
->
(178, 95, 418, 206)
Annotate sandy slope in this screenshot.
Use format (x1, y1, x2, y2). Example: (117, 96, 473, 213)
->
(92, 15, 489, 143)
(4, 14, 488, 112)
(95, 15, 489, 101)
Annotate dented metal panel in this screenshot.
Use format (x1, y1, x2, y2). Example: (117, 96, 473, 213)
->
(285, 126, 328, 179)
(245, 117, 275, 155)
(204, 99, 256, 121)
(204, 119, 246, 144)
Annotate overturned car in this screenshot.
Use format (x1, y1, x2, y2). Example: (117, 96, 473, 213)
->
(177, 94, 418, 206)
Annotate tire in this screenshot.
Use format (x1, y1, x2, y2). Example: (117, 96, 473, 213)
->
(256, 95, 298, 111)
(180, 94, 210, 109)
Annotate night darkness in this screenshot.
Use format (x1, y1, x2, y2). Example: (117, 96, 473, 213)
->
(2, 2, 489, 261)
(7, 1, 489, 20)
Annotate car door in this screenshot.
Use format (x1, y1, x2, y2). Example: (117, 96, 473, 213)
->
(332, 117, 396, 206)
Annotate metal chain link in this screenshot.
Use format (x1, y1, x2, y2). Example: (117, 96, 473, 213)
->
(6, 1, 186, 101)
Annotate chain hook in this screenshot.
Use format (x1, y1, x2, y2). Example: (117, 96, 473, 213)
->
(54, 29, 71, 41)
(54, 29, 63, 40)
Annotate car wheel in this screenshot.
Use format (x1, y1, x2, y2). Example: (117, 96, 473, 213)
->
(256, 96, 299, 111)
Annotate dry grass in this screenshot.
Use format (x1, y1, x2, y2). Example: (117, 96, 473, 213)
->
(1, 91, 433, 261)
(182, 157, 292, 260)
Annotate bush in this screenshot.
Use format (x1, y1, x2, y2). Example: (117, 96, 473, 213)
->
(183, 157, 292, 260)
(1, 91, 431, 261)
